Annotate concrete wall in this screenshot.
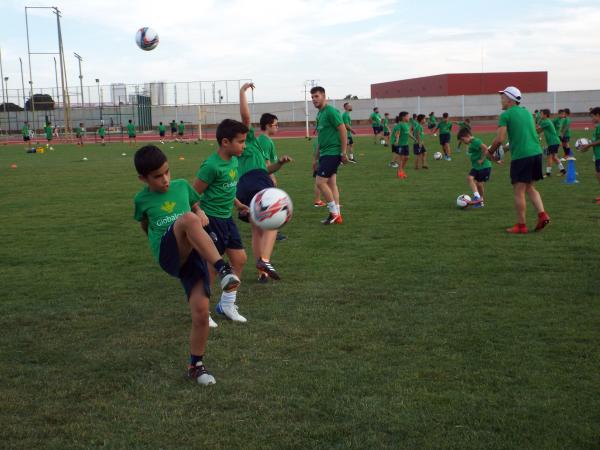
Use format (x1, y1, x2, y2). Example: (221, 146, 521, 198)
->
(2, 90, 600, 132)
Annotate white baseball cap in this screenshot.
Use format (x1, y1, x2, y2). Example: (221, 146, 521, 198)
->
(498, 86, 522, 102)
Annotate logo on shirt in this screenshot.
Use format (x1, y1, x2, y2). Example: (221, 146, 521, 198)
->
(160, 201, 176, 214)
(229, 169, 236, 179)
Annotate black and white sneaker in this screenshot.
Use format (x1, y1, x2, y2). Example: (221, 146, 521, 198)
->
(217, 263, 240, 291)
(256, 258, 280, 280)
(187, 362, 216, 385)
(321, 213, 341, 225)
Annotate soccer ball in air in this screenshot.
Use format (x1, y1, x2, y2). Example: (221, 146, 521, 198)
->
(456, 194, 472, 209)
(135, 27, 159, 51)
(249, 188, 293, 230)
(575, 138, 591, 150)
(434, 152, 443, 160)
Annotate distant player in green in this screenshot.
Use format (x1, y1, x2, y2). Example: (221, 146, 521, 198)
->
(427, 112, 437, 133)
(126, 120, 137, 145)
(370, 107, 382, 144)
(193, 118, 250, 324)
(133, 145, 240, 385)
(458, 128, 494, 208)
(534, 110, 541, 125)
(342, 102, 357, 163)
(433, 113, 454, 160)
(312, 86, 348, 225)
(577, 106, 600, 204)
(537, 109, 566, 177)
(22, 122, 30, 148)
(98, 124, 106, 145)
(75, 122, 85, 146)
(170, 120, 177, 138)
(488, 86, 550, 234)
(559, 108, 572, 157)
(382, 113, 391, 147)
(414, 114, 428, 170)
(236, 83, 292, 283)
(552, 110, 563, 139)
(391, 111, 414, 179)
(44, 122, 53, 143)
(158, 121, 166, 143)
(456, 118, 471, 150)
(177, 121, 185, 141)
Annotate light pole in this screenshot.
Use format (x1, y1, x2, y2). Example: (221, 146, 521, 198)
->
(0, 48, 5, 134)
(95, 78, 102, 121)
(53, 57, 60, 107)
(19, 58, 28, 122)
(4, 76, 11, 133)
(73, 52, 84, 105)
(304, 79, 318, 138)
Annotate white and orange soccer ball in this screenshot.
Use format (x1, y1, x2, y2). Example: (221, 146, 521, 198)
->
(249, 188, 293, 230)
(135, 27, 159, 51)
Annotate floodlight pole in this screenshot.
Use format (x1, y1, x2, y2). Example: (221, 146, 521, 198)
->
(303, 80, 318, 138)
(53, 57, 60, 106)
(0, 48, 6, 134)
(74, 52, 84, 105)
(19, 58, 28, 122)
(53, 7, 71, 133)
(24, 7, 36, 128)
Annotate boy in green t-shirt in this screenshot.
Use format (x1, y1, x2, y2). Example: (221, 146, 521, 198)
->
(193, 118, 250, 323)
(370, 107, 383, 144)
(427, 112, 437, 133)
(458, 128, 495, 208)
(22, 122, 30, 149)
(537, 109, 566, 177)
(44, 122, 53, 143)
(577, 106, 600, 203)
(432, 112, 454, 161)
(391, 111, 415, 179)
(126, 119, 137, 145)
(133, 145, 241, 385)
(559, 108, 572, 158)
(75, 122, 85, 146)
(98, 124, 106, 145)
(382, 113, 391, 147)
(158, 121, 166, 143)
(414, 114, 428, 170)
(170, 120, 177, 138)
(342, 102, 357, 163)
(177, 121, 185, 141)
(236, 83, 292, 283)
(312, 86, 348, 225)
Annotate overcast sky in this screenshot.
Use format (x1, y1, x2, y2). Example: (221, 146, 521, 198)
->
(0, 0, 599, 103)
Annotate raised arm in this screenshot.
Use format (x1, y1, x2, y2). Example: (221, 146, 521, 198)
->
(240, 82, 255, 127)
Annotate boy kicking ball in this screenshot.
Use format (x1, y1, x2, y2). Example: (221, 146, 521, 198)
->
(458, 128, 497, 208)
(133, 145, 241, 385)
(577, 106, 600, 204)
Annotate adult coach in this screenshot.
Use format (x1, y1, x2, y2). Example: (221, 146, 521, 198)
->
(311, 86, 348, 225)
(489, 86, 550, 234)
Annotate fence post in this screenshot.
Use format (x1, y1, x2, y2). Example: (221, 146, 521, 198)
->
(461, 95, 465, 118)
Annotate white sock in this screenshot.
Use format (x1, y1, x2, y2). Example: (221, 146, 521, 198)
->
(327, 201, 336, 214)
(336, 204, 341, 215)
(558, 162, 565, 171)
(349, 153, 354, 159)
(546, 167, 552, 174)
(473, 191, 480, 199)
(220, 290, 237, 306)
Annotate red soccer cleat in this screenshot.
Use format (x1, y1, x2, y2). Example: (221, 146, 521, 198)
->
(534, 212, 551, 232)
(506, 223, 528, 234)
(313, 200, 326, 207)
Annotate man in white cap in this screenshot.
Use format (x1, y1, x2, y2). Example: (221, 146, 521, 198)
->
(488, 86, 551, 233)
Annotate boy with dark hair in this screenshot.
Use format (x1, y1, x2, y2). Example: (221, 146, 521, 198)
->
(559, 108, 572, 158)
(382, 112, 391, 147)
(458, 127, 494, 207)
(158, 121, 166, 144)
(370, 107, 382, 144)
(193, 118, 250, 323)
(391, 111, 414, 179)
(414, 114, 428, 170)
(178, 121, 185, 141)
(311, 86, 347, 224)
(433, 113, 453, 160)
(537, 109, 566, 177)
(75, 122, 85, 146)
(578, 106, 600, 203)
(127, 119, 137, 146)
(427, 112, 437, 134)
(133, 145, 240, 385)
(456, 118, 471, 150)
(342, 102, 357, 163)
(236, 84, 292, 283)
(170, 120, 177, 138)
(489, 86, 550, 233)
(98, 123, 106, 145)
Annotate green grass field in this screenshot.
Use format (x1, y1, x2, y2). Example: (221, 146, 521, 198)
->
(1, 132, 599, 449)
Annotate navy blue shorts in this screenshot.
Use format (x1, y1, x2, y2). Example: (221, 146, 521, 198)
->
(159, 131, 165, 137)
(23, 136, 30, 142)
(236, 169, 275, 207)
(383, 131, 390, 137)
(317, 155, 341, 178)
(347, 135, 354, 145)
(439, 133, 451, 145)
(171, 128, 177, 133)
(547, 144, 560, 155)
(413, 144, 423, 155)
(392, 145, 400, 154)
(159, 224, 211, 300)
(372, 126, 382, 134)
(469, 167, 492, 182)
(560, 136, 570, 144)
(595, 159, 600, 173)
(399, 145, 410, 156)
(204, 216, 244, 255)
(510, 154, 543, 184)
(427, 123, 436, 130)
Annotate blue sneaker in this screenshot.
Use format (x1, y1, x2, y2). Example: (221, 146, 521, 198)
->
(471, 201, 484, 208)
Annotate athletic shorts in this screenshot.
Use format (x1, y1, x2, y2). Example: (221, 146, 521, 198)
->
(23, 136, 30, 142)
(236, 169, 275, 208)
(347, 135, 354, 145)
(413, 144, 423, 155)
(392, 145, 400, 154)
(510, 154, 543, 184)
(159, 131, 165, 137)
(383, 131, 390, 137)
(398, 145, 410, 156)
(312, 169, 318, 178)
(159, 224, 211, 300)
(595, 159, 600, 173)
(372, 126, 382, 135)
(129, 134, 136, 139)
(178, 132, 184, 136)
(439, 133, 451, 145)
(547, 144, 560, 155)
(469, 167, 492, 182)
(203, 216, 244, 256)
(560, 135, 570, 144)
(428, 123, 436, 130)
(317, 155, 341, 178)
(171, 128, 177, 133)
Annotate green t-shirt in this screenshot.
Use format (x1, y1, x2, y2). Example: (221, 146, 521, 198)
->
(498, 105, 542, 161)
(370, 112, 381, 127)
(535, 111, 541, 124)
(342, 111, 352, 132)
(133, 179, 201, 261)
(178, 123, 185, 133)
(22, 125, 29, 137)
(458, 121, 472, 132)
(397, 121, 411, 146)
(196, 152, 238, 218)
(238, 127, 268, 178)
(390, 123, 401, 146)
(468, 138, 492, 171)
(552, 117, 563, 134)
(437, 120, 453, 135)
(560, 117, 571, 138)
(44, 126, 53, 139)
(316, 104, 343, 157)
(98, 126, 106, 137)
(158, 124, 166, 134)
(592, 124, 600, 160)
(170, 121, 176, 130)
(127, 123, 136, 136)
(414, 122, 424, 142)
(258, 133, 278, 164)
(428, 115, 436, 125)
(539, 118, 560, 147)
(75, 127, 83, 138)
(382, 117, 390, 132)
